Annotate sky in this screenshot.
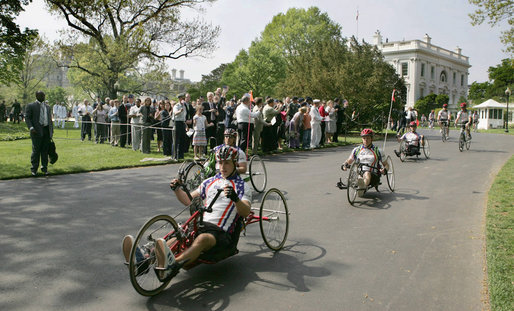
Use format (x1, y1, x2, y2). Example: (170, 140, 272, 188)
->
(16, 0, 511, 83)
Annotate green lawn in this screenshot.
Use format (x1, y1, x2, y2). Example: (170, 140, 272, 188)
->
(486, 155, 514, 311)
(0, 123, 362, 179)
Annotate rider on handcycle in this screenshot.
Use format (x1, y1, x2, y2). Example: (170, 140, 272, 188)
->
(341, 129, 387, 196)
(455, 102, 472, 139)
(121, 146, 252, 279)
(394, 121, 424, 156)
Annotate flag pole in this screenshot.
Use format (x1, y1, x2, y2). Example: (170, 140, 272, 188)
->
(383, 89, 396, 154)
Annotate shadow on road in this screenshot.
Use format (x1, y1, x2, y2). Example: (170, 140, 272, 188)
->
(145, 241, 332, 311)
(350, 188, 429, 210)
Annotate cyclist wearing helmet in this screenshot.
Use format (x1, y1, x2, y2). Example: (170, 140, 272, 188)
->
(213, 128, 247, 174)
(455, 102, 472, 139)
(438, 104, 450, 137)
(342, 129, 387, 196)
(150, 145, 252, 279)
(395, 121, 424, 156)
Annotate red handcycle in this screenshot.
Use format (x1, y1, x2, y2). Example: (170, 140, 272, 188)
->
(125, 170, 289, 296)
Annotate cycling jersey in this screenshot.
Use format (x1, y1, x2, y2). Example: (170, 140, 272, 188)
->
(400, 132, 421, 146)
(438, 110, 449, 120)
(350, 144, 382, 173)
(456, 110, 470, 124)
(198, 173, 251, 233)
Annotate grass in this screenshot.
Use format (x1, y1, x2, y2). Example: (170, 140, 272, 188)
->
(0, 123, 362, 179)
(486, 155, 514, 311)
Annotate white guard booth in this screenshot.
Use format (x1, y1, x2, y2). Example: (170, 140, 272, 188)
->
(472, 99, 507, 130)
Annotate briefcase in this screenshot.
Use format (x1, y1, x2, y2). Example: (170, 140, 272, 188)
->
(49, 139, 58, 164)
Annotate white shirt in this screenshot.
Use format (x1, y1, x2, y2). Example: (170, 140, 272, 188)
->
(310, 106, 322, 124)
(193, 115, 206, 131)
(129, 105, 142, 124)
(235, 103, 260, 124)
(438, 110, 449, 120)
(400, 132, 421, 146)
(173, 102, 186, 121)
(456, 110, 470, 124)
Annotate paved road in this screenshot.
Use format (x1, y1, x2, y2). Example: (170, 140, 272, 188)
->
(1, 130, 513, 311)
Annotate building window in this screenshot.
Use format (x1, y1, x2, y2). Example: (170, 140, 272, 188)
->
(440, 71, 447, 83)
(461, 74, 464, 86)
(401, 63, 408, 77)
(421, 63, 425, 77)
(453, 72, 456, 85)
(430, 66, 435, 79)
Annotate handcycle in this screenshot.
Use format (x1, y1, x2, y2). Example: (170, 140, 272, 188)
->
(397, 138, 430, 162)
(125, 168, 288, 296)
(337, 156, 395, 206)
(181, 146, 267, 193)
(458, 124, 471, 152)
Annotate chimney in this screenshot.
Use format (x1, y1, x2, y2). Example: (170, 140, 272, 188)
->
(171, 69, 177, 79)
(373, 30, 382, 45)
(454, 46, 462, 55)
(424, 33, 431, 45)
(179, 70, 184, 80)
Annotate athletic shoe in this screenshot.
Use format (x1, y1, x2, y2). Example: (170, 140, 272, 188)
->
(155, 238, 180, 281)
(122, 235, 150, 276)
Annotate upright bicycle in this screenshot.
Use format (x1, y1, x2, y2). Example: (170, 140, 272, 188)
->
(458, 126, 471, 152)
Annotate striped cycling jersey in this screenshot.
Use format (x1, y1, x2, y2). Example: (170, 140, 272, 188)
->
(456, 110, 470, 124)
(198, 173, 251, 233)
(400, 132, 421, 146)
(438, 110, 449, 120)
(350, 144, 382, 172)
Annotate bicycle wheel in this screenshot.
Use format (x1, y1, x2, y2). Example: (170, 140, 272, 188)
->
(458, 133, 464, 152)
(346, 162, 359, 205)
(384, 155, 395, 192)
(184, 162, 204, 191)
(249, 155, 267, 193)
(465, 136, 471, 150)
(129, 214, 182, 296)
(423, 138, 430, 159)
(441, 126, 447, 142)
(259, 188, 289, 251)
(399, 141, 407, 162)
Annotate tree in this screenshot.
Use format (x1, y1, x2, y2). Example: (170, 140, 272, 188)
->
(46, 86, 67, 107)
(468, 0, 514, 53)
(221, 41, 286, 97)
(46, 0, 220, 98)
(488, 58, 514, 96)
(468, 81, 493, 102)
(414, 93, 438, 115)
(187, 63, 228, 99)
(0, 0, 38, 85)
(435, 94, 449, 107)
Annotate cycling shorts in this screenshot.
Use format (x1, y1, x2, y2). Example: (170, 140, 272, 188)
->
(197, 222, 233, 252)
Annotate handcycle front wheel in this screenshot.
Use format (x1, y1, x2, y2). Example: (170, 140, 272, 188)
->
(399, 141, 407, 162)
(184, 161, 205, 191)
(423, 138, 430, 159)
(384, 155, 395, 192)
(346, 162, 359, 205)
(129, 214, 182, 296)
(259, 188, 289, 251)
(249, 155, 267, 193)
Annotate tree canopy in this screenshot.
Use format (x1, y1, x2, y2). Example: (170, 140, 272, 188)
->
(46, 0, 220, 97)
(0, 0, 38, 85)
(469, 0, 514, 54)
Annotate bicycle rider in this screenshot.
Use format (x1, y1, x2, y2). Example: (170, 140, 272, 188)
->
(472, 110, 479, 131)
(428, 109, 435, 129)
(341, 129, 387, 196)
(157, 145, 252, 278)
(455, 102, 472, 140)
(394, 121, 424, 157)
(437, 104, 450, 137)
(213, 128, 247, 175)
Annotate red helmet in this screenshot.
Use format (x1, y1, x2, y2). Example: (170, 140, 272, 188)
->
(460, 102, 467, 108)
(409, 121, 417, 127)
(215, 145, 238, 163)
(443, 104, 448, 108)
(360, 128, 374, 137)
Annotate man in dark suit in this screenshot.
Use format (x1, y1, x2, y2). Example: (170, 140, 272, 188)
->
(202, 92, 217, 149)
(25, 91, 53, 176)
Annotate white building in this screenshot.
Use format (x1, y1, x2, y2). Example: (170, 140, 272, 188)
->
(472, 99, 510, 129)
(374, 31, 471, 110)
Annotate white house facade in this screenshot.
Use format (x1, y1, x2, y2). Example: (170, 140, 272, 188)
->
(374, 32, 471, 111)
